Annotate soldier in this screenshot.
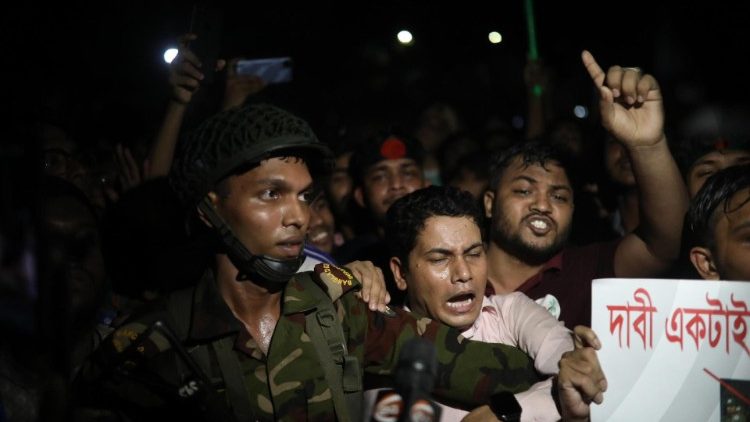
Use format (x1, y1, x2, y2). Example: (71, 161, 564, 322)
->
(73, 104, 543, 421)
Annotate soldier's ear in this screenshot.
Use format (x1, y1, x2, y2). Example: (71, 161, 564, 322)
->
(483, 190, 495, 219)
(389, 257, 408, 291)
(353, 186, 365, 208)
(689, 246, 721, 280)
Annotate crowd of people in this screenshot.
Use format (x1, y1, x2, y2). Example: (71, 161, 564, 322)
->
(0, 29, 748, 422)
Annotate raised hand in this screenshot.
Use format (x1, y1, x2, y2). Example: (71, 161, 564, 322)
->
(582, 50, 664, 147)
(557, 326, 607, 421)
(168, 34, 226, 105)
(345, 260, 391, 312)
(222, 58, 267, 110)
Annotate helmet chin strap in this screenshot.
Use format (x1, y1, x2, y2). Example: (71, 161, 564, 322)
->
(198, 198, 304, 284)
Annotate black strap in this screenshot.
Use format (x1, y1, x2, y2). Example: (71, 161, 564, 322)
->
(166, 288, 254, 421)
(304, 282, 362, 421)
(213, 337, 255, 421)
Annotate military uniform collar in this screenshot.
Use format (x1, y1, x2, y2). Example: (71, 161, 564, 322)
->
(188, 270, 243, 341)
(188, 263, 361, 338)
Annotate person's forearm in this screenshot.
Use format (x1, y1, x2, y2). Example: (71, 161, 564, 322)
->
(149, 101, 187, 178)
(628, 135, 689, 260)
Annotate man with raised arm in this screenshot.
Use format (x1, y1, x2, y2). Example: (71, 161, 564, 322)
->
(483, 52, 689, 329)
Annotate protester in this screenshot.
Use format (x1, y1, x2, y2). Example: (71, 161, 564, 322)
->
(365, 186, 606, 421)
(482, 52, 689, 328)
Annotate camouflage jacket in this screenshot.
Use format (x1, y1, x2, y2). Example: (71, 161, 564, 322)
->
(75, 264, 539, 421)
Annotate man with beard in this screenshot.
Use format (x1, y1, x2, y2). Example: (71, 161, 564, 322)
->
(483, 51, 689, 329)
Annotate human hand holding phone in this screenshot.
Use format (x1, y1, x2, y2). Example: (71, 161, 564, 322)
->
(234, 57, 293, 84)
(221, 57, 267, 110)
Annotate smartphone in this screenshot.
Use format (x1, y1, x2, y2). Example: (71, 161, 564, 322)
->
(235, 57, 293, 84)
(188, 4, 223, 84)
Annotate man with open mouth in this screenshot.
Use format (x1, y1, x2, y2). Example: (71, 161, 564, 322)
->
(362, 185, 606, 422)
(483, 52, 689, 330)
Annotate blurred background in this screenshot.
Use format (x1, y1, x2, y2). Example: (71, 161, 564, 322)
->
(4, 2, 750, 142)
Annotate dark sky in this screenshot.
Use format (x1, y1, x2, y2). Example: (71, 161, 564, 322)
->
(5, 2, 750, 144)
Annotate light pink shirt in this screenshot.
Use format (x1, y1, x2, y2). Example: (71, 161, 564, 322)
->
(363, 292, 573, 421)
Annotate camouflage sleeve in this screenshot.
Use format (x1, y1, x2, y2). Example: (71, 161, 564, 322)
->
(339, 293, 540, 409)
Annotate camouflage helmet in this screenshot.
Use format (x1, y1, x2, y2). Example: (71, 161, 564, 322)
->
(171, 103, 332, 207)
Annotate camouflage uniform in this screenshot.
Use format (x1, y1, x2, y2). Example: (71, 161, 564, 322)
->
(75, 263, 540, 421)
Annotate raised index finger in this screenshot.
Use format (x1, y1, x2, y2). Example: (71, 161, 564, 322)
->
(581, 50, 605, 87)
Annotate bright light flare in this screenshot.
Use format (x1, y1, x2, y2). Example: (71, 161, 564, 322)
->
(163, 48, 178, 64)
(574, 105, 588, 119)
(397, 30, 413, 45)
(488, 31, 503, 44)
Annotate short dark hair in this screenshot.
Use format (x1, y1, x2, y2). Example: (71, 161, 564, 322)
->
(385, 186, 483, 266)
(687, 164, 750, 250)
(488, 139, 576, 191)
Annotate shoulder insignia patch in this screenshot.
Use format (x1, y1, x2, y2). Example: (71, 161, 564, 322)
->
(315, 263, 354, 287)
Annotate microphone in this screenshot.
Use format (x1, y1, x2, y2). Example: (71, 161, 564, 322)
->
(394, 337, 440, 422)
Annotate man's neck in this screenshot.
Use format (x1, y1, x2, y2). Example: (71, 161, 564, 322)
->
(486, 243, 546, 294)
(215, 254, 282, 355)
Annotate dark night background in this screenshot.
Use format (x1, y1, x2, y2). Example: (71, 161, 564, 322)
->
(4, 2, 750, 147)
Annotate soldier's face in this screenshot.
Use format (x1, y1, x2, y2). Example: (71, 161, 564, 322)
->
(399, 216, 486, 331)
(484, 158, 573, 263)
(355, 158, 426, 223)
(211, 157, 315, 260)
(687, 150, 750, 198)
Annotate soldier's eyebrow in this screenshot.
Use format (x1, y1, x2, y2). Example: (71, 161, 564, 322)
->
(255, 178, 313, 193)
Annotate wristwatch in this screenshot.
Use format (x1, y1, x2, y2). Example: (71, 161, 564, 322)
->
(489, 391, 522, 422)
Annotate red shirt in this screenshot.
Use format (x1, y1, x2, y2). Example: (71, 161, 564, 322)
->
(488, 239, 621, 329)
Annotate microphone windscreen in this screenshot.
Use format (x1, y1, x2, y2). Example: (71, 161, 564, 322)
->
(394, 337, 438, 394)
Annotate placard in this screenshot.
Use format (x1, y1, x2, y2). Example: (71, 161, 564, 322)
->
(591, 278, 749, 421)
